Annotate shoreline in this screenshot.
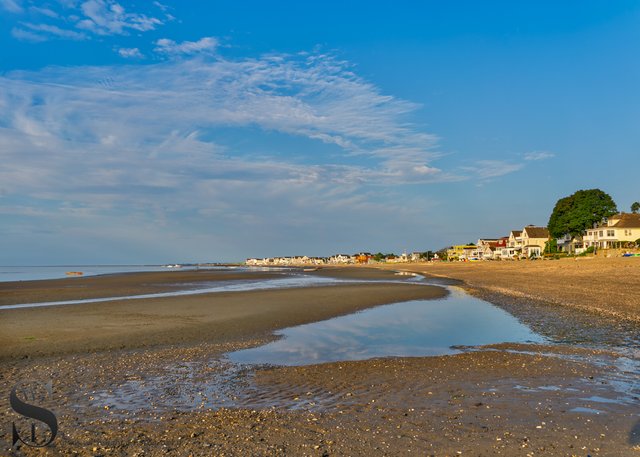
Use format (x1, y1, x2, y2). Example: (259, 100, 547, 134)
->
(2, 265, 640, 455)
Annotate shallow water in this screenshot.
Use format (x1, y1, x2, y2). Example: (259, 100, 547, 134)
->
(229, 287, 545, 366)
(0, 274, 353, 310)
(0, 264, 233, 282)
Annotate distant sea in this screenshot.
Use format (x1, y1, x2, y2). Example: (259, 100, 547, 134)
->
(0, 265, 227, 282)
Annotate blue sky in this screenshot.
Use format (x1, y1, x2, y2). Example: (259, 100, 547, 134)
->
(1, 1, 639, 264)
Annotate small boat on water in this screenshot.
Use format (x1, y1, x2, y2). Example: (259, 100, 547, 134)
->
(65, 271, 84, 276)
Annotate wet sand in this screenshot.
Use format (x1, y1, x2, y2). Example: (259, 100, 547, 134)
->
(0, 269, 286, 306)
(0, 281, 445, 359)
(2, 266, 639, 456)
(2, 338, 637, 456)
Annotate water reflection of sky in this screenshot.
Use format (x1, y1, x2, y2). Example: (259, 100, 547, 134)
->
(229, 287, 546, 366)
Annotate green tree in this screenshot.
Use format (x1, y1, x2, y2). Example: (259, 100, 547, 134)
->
(631, 202, 640, 213)
(547, 189, 617, 238)
(372, 252, 386, 262)
(544, 238, 558, 254)
(420, 251, 434, 261)
(436, 248, 449, 261)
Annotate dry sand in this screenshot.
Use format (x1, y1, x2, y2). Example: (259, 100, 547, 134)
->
(385, 256, 640, 322)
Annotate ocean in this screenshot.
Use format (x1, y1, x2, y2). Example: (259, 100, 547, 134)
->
(0, 265, 221, 282)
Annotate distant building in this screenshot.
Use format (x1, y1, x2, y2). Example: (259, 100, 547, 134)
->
(355, 252, 373, 264)
(447, 244, 480, 261)
(329, 254, 352, 264)
(556, 234, 585, 254)
(504, 230, 523, 258)
(410, 252, 423, 262)
(477, 239, 499, 260)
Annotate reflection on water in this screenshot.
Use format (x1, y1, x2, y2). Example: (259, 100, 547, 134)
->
(229, 287, 546, 366)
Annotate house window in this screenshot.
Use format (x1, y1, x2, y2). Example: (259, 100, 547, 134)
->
(599, 231, 603, 237)
(607, 230, 615, 237)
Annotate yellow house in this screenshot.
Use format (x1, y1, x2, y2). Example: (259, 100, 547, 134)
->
(447, 244, 479, 261)
(584, 213, 640, 249)
(521, 226, 549, 257)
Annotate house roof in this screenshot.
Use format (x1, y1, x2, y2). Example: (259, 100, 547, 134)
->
(510, 230, 522, 237)
(610, 213, 640, 229)
(523, 226, 549, 238)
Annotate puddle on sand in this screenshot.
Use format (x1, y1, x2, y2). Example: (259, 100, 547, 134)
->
(570, 406, 604, 415)
(228, 287, 545, 366)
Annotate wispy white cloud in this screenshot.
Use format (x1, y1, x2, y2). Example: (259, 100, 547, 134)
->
(29, 6, 58, 18)
(463, 160, 524, 180)
(3, 0, 164, 41)
(0, 51, 492, 207)
(153, 1, 169, 12)
(22, 22, 86, 40)
(0, 51, 520, 260)
(117, 47, 144, 59)
(154, 36, 218, 55)
(0, 0, 23, 13)
(11, 26, 46, 42)
(77, 0, 163, 35)
(524, 150, 555, 161)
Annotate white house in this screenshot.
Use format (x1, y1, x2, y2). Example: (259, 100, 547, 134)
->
(584, 213, 640, 249)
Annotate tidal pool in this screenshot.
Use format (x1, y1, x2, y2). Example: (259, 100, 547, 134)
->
(229, 286, 546, 366)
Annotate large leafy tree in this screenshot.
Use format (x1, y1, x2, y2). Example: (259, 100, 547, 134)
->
(547, 189, 618, 238)
(631, 202, 640, 214)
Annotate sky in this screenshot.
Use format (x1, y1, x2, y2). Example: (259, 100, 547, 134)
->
(1, 1, 639, 264)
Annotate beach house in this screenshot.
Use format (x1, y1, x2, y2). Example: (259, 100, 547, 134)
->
(447, 244, 481, 261)
(584, 213, 640, 249)
(499, 230, 523, 259)
(329, 254, 352, 264)
(556, 234, 585, 254)
(520, 226, 550, 258)
(477, 239, 499, 260)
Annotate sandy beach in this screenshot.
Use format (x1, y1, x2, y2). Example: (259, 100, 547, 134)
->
(386, 256, 640, 322)
(1, 265, 639, 456)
